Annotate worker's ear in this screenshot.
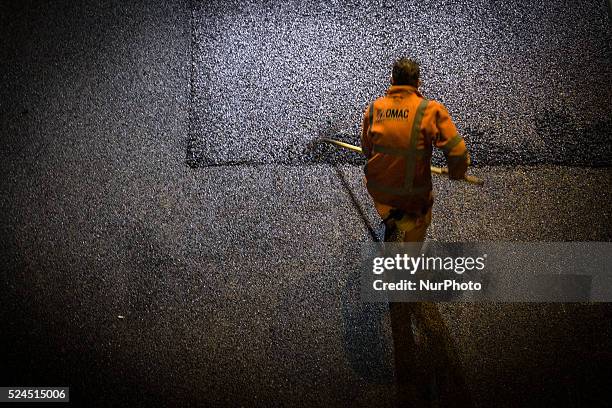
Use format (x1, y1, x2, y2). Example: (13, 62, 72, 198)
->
(418, 79, 422, 88)
(390, 75, 395, 85)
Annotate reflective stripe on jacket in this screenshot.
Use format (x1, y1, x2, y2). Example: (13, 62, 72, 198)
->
(361, 85, 470, 214)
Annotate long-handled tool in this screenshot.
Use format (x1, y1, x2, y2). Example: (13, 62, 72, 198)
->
(321, 138, 484, 185)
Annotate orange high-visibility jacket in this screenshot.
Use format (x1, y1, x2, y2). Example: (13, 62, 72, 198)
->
(361, 85, 470, 215)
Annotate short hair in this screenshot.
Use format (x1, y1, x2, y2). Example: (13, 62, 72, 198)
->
(392, 58, 420, 86)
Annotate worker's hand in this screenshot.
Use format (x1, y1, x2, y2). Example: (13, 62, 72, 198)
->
(463, 174, 484, 185)
(437, 167, 483, 185)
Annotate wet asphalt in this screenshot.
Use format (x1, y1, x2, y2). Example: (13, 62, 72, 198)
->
(1, 1, 611, 407)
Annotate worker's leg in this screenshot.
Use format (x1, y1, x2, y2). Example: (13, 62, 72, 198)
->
(401, 209, 431, 243)
(380, 206, 431, 243)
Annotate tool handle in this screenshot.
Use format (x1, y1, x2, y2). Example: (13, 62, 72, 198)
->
(321, 138, 484, 185)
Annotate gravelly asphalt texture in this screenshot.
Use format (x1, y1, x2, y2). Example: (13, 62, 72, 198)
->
(1, 1, 612, 407)
(188, 0, 612, 167)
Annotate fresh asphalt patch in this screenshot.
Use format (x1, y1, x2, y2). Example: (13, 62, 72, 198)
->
(187, 0, 612, 167)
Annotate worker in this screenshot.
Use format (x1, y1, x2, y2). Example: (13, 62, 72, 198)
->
(362, 58, 474, 407)
(361, 57, 470, 242)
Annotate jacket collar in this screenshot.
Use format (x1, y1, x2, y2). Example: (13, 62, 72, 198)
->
(386, 85, 423, 98)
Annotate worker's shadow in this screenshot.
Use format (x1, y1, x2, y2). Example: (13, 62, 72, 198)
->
(388, 301, 473, 408)
(341, 239, 474, 408)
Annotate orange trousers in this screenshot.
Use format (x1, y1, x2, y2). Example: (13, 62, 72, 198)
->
(375, 201, 431, 243)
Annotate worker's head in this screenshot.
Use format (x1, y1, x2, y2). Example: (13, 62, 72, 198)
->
(391, 58, 420, 87)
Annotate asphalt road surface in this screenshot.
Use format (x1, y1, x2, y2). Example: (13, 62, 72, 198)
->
(1, 1, 611, 407)
(189, 0, 612, 167)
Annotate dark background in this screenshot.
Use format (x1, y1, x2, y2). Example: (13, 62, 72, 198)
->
(1, 1, 611, 407)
